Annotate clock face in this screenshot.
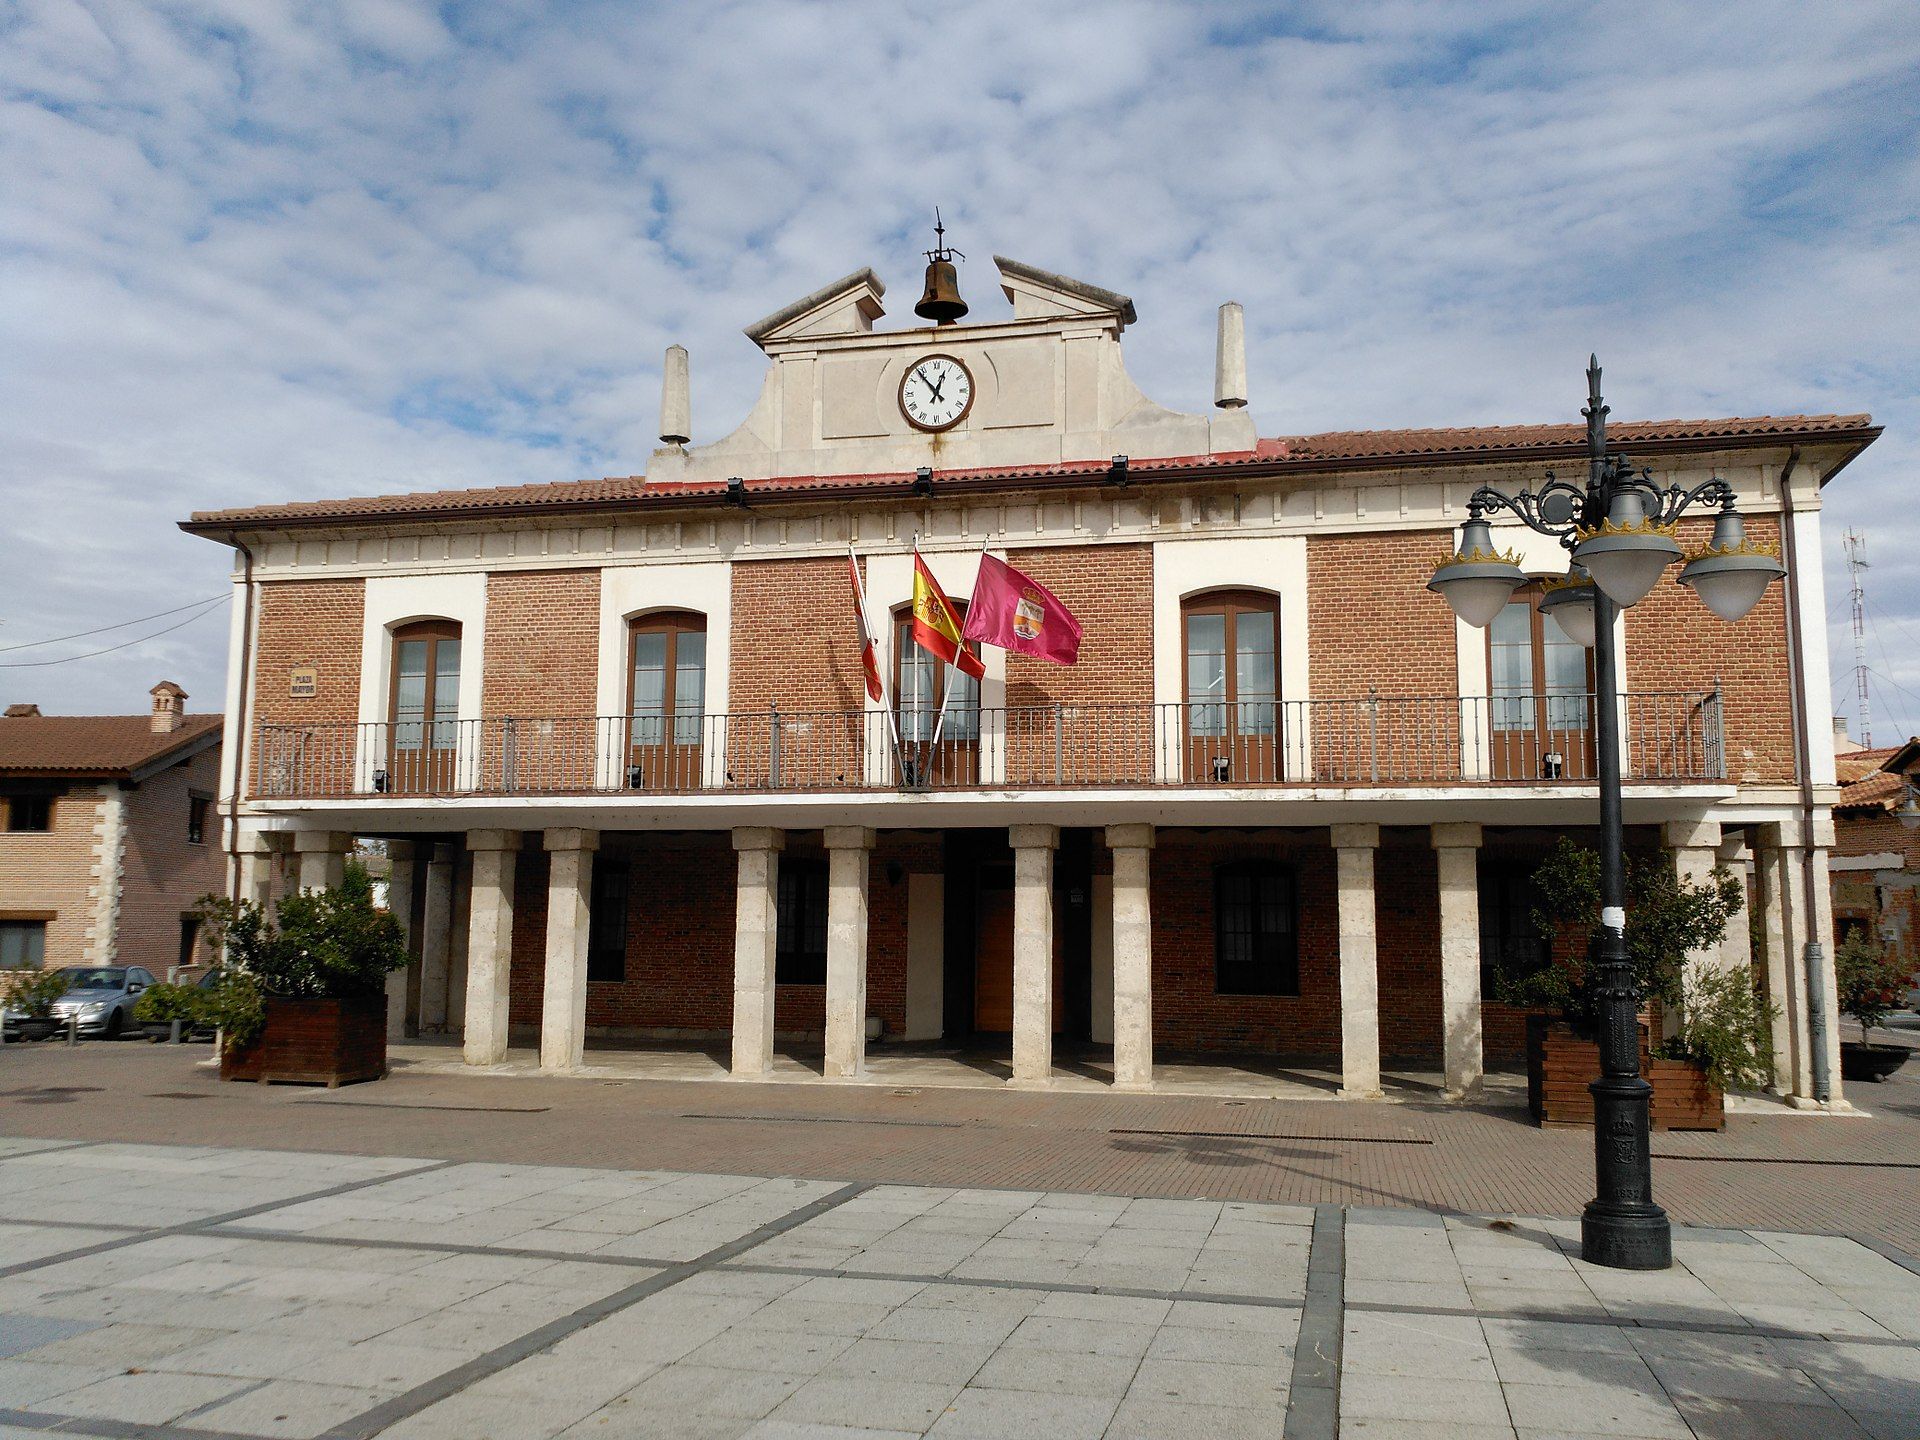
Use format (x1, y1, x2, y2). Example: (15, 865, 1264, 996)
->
(899, 354, 974, 432)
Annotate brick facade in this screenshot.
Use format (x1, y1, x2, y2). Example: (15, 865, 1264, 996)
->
(482, 571, 602, 716)
(0, 785, 105, 969)
(115, 746, 225, 973)
(1625, 515, 1795, 784)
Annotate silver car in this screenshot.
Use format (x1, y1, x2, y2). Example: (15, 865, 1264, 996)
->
(44, 966, 157, 1039)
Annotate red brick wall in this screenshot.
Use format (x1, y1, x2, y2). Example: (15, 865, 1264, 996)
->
(729, 558, 870, 788)
(1003, 544, 1153, 783)
(1309, 531, 1459, 698)
(1150, 829, 1341, 1055)
(250, 579, 365, 797)
(1625, 515, 1793, 783)
(0, 783, 104, 969)
(117, 745, 225, 974)
(1377, 838, 1441, 1061)
(483, 571, 600, 715)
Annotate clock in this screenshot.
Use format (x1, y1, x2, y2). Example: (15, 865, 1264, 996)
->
(899, 354, 974, 432)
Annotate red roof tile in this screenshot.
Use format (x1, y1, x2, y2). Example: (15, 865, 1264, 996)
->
(0, 714, 222, 778)
(181, 413, 1878, 534)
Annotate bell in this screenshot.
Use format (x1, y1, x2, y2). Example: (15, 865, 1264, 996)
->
(915, 257, 967, 325)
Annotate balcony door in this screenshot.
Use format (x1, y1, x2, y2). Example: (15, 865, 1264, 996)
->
(895, 608, 980, 786)
(389, 621, 460, 793)
(1487, 588, 1594, 780)
(628, 612, 706, 790)
(1183, 591, 1280, 783)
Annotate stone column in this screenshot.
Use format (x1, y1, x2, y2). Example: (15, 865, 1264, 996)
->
(1010, 824, 1059, 1086)
(238, 831, 287, 911)
(1757, 823, 1812, 1102)
(1431, 822, 1483, 1099)
(462, 831, 521, 1067)
(1716, 833, 1754, 976)
(383, 840, 416, 1042)
(417, 843, 457, 1034)
(1332, 823, 1382, 1100)
(1806, 812, 1848, 1111)
(823, 827, 874, 1079)
(1106, 824, 1155, 1090)
(730, 828, 783, 1079)
(293, 831, 351, 892)
(538, 829, 597, 1073)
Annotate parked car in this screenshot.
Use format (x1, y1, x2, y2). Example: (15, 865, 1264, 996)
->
(2, 967, 157, 1040)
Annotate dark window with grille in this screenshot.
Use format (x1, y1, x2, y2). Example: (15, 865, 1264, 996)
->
(1214, 861, 1298, 996)
(776, 859, 829, 985)
(587, 856, 631, 983)
(186, 794, 210, 845)
(1479, 866, 1548, 995)
(5, 796, 52, 833)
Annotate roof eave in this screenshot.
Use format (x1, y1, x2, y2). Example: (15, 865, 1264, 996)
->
(177, 421, 1885, 540)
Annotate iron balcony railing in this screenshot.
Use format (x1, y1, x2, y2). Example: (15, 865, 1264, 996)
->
(250, 690, 1724, 800)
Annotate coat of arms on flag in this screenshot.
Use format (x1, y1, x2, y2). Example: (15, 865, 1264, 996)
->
(963, 552, 1082, 666)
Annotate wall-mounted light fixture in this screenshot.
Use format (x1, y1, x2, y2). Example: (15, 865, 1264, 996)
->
(725, 475, 748, 506)
(1108, 455, 1131, 487)
(912, 467, 934, 497)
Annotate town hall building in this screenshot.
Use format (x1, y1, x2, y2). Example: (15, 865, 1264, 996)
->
(183, 244, 1877, 1107)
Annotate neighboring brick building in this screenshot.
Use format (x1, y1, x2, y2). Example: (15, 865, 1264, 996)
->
(1832, 731, 1920, 965)
(0, 683, 224, 981)
(182, 252, 1875, 1106)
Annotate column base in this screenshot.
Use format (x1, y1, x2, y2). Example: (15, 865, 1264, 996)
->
(1444, 1080, 1484, 1102)
(1580, 1203, 1672, 1270)
(1338, 1085, 1384, 1101)
(1786, 1094, 1822, 1110)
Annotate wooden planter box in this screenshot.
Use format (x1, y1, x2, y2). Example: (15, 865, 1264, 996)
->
(1527, 1015, 1723, 1131)
(221, 995, 387, 1088)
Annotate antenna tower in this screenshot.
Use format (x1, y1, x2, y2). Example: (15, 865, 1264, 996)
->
(1846, 530, 1871, 747)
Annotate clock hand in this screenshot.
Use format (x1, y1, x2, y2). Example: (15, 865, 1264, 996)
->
(926, 369, 947, 404)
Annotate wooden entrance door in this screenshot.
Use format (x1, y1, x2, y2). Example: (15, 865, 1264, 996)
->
(1488, 589, 1594, 780)
(628, 613, 705, 789)
(1182, 592, 1280, 783)
(971, 865, 1064, 1034)
(388, 621, 460, 793)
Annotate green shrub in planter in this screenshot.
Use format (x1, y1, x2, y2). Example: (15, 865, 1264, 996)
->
(1665, 964, 1777, 1091)
(1836, 932, 1918, 1045)
(132, 982, 204, 1031)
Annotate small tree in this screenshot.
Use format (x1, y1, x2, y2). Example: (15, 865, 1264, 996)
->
(1494, 836, 1774, 1087)
(1835, 931, 1918, 1048)
(8, 968, 69, 1020)
(194, 860, 406, 1051)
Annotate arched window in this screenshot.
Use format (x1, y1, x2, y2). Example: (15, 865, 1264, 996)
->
(388, 620, 461, 792)
(1487, 585, 1593, 780)
(627, 612, 706, 788)
(893, 603, 980, 784)
(1181, 590, 1279, 782)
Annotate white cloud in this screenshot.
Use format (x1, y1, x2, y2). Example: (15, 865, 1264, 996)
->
(0, 0, 1915, 730)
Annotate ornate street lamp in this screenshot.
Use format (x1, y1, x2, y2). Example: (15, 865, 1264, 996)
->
(1429, 357, 1784, 1271)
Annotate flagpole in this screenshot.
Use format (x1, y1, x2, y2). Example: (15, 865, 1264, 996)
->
(927, 538, 990, 754)
(851, 544, 906, 783)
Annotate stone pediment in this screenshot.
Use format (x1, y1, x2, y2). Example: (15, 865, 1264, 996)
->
(649, 254, 1254, 484)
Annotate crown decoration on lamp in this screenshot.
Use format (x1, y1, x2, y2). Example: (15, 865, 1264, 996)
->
(1676, 509, 1786, 622)
(1538, 561, 1599, 647)
(1426, 511, 1527, 628)
(1570, 487, 1683, 608)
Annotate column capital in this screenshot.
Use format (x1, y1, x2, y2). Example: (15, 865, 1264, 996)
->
(1757, 821, 1804, 851)
(1429, 822, 1482, 851)
(1808, 811, 1837, 849)
(1104, 823, 1156, 852)
(1330, 823, 1379, 851)
(292, 830, 353, 855)
(1662, 818, 1722, 851)
(731, 826, 785, 854)
(823, 826, 877, 851)
(1716, 834, 1752, 864)
(384, 839, 417, 862)
(240, 829, 291, 856)
(543, 828, 600, 854)
(1010, 824, 1060, 851)
(465, 829, 523, 853)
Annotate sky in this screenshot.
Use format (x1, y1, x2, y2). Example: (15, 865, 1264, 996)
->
(3, 1, 1918, 741)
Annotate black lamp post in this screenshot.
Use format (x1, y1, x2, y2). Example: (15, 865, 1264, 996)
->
(1428, 358, 1785, 1270)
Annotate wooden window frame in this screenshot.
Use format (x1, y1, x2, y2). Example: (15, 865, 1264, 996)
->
(1213, 859, 1299, 997)
(1484, 585, 1596, 780)
(1180, 590, 1282, 707)
(0, 919, 48, 970)
(388, 620, 462, 739)
(626, 612, 708, 735)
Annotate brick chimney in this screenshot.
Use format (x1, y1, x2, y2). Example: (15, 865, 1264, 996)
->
(150, 681, 187, 734)
(4, 703, 40, 718)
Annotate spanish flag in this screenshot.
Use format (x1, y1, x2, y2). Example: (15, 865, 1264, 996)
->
(911, 551, 986, 679)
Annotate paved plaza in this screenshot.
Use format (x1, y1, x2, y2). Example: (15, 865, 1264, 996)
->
(0, 1040, 1918, 1436)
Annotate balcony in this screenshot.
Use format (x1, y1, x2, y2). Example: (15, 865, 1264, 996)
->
(250, 692, 1724, 801)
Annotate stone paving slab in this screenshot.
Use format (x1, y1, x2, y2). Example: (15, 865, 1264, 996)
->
(0, 1137, 1915, 1438)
